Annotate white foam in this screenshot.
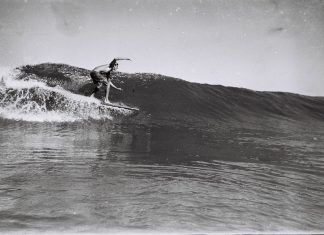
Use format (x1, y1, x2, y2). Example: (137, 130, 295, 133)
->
(0, 68, 133, 122)
(2, 71, 98, 105)
(0, 107, 81, 122)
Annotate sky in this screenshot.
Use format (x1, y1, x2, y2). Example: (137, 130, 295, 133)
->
(1, 0, 324, 96)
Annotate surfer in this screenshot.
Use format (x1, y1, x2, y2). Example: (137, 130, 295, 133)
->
(90, 58, 130, 103)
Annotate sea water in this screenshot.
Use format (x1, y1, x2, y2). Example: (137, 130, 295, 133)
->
(0, 66, 324, 233)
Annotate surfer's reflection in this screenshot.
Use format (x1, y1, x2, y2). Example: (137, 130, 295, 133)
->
(91, 120, 294, 170)
(91, 123, 152, 161)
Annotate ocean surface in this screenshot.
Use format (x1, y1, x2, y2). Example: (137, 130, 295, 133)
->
(0, 64, 324, 233)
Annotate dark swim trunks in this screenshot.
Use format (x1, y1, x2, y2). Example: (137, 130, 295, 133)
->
(90, 71, 108, 87)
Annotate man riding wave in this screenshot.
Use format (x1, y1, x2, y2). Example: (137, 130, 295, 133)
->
(90, 58, 130, 103)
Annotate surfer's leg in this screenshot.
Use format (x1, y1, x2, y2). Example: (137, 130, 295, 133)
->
(90, 71, 104, 98)
(104, 81, 111, 103)
(90, 85, 100, 97)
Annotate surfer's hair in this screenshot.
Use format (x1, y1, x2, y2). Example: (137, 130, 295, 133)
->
(109, 59, 118, 69)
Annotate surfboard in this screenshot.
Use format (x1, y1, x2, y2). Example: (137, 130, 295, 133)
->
(101, 102, 139, 112)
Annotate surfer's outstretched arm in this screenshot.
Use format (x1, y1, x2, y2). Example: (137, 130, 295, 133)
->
(110, 82, 122, 91)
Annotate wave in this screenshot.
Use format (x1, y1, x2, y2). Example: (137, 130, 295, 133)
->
(0, 66, 134, 122)
(1, 63, 324, 125)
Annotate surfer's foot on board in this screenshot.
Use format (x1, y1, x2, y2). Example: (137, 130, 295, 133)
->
(103, 99, 111, 104)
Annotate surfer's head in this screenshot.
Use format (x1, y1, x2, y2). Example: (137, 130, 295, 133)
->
(109, 59, 118, 71)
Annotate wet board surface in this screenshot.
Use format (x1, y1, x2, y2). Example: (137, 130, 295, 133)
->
(101, 102, 140, 112)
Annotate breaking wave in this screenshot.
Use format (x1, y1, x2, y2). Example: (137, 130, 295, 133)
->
(0, 67, 133, 122)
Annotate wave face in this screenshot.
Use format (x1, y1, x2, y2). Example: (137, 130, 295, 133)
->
(1, 63, 324, 125)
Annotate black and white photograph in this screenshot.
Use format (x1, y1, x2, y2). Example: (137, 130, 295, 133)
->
(0, 0, 324, 234)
